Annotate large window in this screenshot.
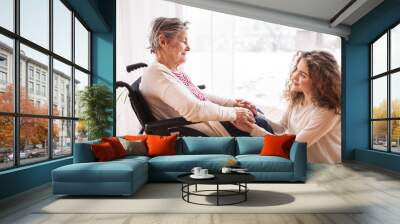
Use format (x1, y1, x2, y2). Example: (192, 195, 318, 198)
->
(371, 23, 400, 153)
(0, 0, 91, 171)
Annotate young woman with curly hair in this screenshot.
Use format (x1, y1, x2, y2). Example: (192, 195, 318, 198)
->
(233, 50, 341, 164)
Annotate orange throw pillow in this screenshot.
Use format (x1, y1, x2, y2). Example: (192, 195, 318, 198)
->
(146, 134, 177, 157)
(91, 142, 117, 161)
(101, 137, 127, 158)
(259, 134, 296, 159)
(125, 135, 147, 141)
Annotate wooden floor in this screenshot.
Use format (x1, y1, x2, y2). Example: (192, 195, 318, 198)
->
(1, 162, 400, 224)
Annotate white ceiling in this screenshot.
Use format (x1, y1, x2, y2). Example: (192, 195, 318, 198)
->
(225, 0, 353, 23)
(167, 0, 384, 38)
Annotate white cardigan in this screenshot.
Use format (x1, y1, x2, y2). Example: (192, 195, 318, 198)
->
(139, 61, 237, 136)
(251, 104, 341, 164)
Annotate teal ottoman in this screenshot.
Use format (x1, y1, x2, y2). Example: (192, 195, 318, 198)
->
(52, 156, 148, 196)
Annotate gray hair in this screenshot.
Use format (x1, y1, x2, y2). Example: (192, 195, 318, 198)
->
(148, 17, 189, 54)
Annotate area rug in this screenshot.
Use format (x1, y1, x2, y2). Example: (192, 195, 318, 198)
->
(37, 183, 362, 214)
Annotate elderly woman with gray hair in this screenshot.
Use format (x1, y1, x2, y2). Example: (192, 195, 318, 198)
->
(140, 17, 273, 136)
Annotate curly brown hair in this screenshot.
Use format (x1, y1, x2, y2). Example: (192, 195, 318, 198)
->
(284, 50, 341, 114)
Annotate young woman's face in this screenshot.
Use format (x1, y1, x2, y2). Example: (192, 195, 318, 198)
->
(290, 58, 313, 95)
(161, 31, 190, 66)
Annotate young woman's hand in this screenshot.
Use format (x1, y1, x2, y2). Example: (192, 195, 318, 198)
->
(234, 99, 257, 115)
(234, 107, 255, 124)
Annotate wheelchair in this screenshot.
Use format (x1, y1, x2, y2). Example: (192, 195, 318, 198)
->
(116, 63, 208, 136)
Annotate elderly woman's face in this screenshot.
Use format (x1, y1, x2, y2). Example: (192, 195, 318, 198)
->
(161, 31, 190, 66)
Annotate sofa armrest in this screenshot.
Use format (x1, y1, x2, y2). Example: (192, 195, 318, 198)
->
(289, 141, 307, 181)
(73, 140, 100, 163)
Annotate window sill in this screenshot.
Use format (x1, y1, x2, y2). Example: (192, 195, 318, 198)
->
(0, 156, 72, 176)
(355, 148, 400, 173)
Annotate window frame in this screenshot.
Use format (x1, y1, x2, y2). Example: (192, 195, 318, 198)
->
(0, 53, 7, 90)
(0, 0, 92, 171)
(370, 20, 400, 154)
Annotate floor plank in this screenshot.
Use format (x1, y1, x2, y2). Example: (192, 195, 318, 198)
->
(1, 162, 400, 224)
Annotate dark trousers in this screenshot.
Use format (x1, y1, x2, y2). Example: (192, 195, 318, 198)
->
(221, 112, 274, 137)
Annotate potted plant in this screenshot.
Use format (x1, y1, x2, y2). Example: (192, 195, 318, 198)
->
(79, 84, 114, 140)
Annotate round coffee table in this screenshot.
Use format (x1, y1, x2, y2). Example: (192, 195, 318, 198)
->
(177, 173, 255, 206)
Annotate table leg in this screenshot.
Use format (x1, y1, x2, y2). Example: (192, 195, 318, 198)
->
(217, 184, 219, 206)
(187, 184, 190, 202)
(195, 184, 197, 192)
(181, 184, 183, 199)
(245, 183, 247, 201)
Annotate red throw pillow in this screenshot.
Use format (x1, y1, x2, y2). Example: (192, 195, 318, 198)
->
(259, 134, 296, 159)
(146, 134, 177, 157)
(91, 142, 117, 161)
(125, 135, 147, 141)
(101, 137, 127, 158)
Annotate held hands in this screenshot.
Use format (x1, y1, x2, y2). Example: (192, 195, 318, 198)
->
(234, 99, 257, 115)
(234, 107, 255, 124)
(233, 99, 257, 134)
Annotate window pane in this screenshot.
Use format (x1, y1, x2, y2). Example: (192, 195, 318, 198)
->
(75, 120, 88, 143)
(391, 72, 400, 118)
(20, 44, 49, 115)
(391, 120, 400, 153)
(75, 18, 89, 70)
(20, 0, 49, 49)
(392, 24, 400, 70)
(212, 12, 234, 98)
(372, 121, 387, 151)
(0, 0, 14, 31)
(53, 0, 72, 60)
(74, 69, 89, 118)
(0, 116, 13, 170)
(53, 119, 72, 158)
(372, 77, 387, 119)
(372, 33, 387, 76)
(20, 117, 49, 165)
(53, 59, 72, 117)
(0, 34, 14, 112)
(183, 7, 212, 89)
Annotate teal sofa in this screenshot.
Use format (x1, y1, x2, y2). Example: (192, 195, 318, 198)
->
(52, 137, 307, 196)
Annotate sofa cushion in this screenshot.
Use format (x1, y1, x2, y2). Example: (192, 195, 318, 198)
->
(148, 154, 235, 172)
(260, 134, 296, 159)
(178, 137, 235, 155)
(118, 138, 147, 156)
(91, 142, 118, 161)
(236, 137, 263, 155)
(114, 155, 150, 163)
(147, 134, 177, 157)
(101, 137, 127, 158)
(236, 155, 293, 172)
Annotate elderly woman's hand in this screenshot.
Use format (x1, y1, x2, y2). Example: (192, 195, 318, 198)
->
(234, 107, 255, 124)
(234, 99, 257, 115)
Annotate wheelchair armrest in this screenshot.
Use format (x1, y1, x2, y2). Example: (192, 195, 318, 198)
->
(126, 63, 147, 73)
(144, 117, 198, 133)
(116, 81, 131, 90)
(197, 84, 206, 90)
